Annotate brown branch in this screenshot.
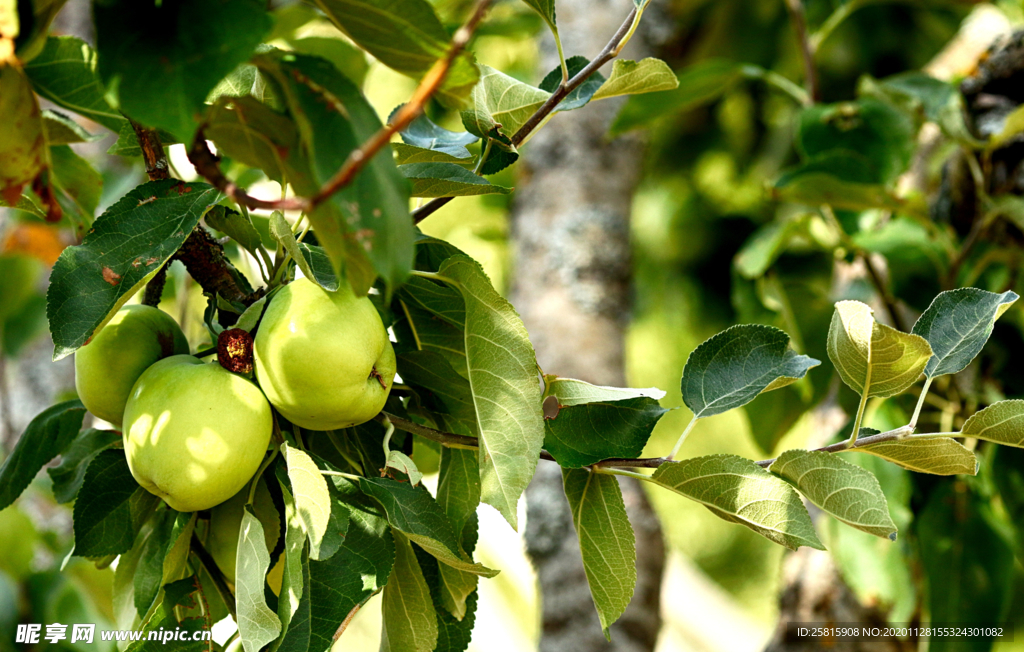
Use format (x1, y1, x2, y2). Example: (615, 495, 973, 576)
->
(142, 263, 168, 306)
(188, 0, 493, 214)
(130, 120, 171, 181)
(784, 0, 818, 103)
(176, 227, 264, 306)
(411, 6, 639, 224)
(755, 426, 914, 467)
(190, 534, 237, 621)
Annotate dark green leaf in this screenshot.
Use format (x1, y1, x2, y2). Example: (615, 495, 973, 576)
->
(744, 385, 807, 454)
(734, 216, 807, 280)
(313, 0, 478, 106)
(399, 113, 478, 158)
(23, 36, 125, 132)
(205, 205, 264, 256)
(47, 427, 121, 503)
(134, 510, 195, 615)
(539, 56, 605, 113)
(544, 397, 667, 468)
(681, 324, 819, 419)
(286, 36, 369, 86)
(400, 162, 512, 197)
(42, 110, 101, 145)
(562, 468, 635, 637)
(858, 72, 976, 143)
(434, 448, 480, 620)
(105, 121, 180, 157)
(94, 0, 272, 141)
(0, 399, 86, 510)
(73, 449, 154, 557)
(393, 143, 475, 166)
(49, 144, 102, 228)
(46, 180, 221, 360)
(205, 97, 297, 183)
(650, 454, 824, 550)
(13, 0, 68, 64)
(380, 531, 438, 652)
(912, 288, 1018, 379)
(413, 547, 477, 652)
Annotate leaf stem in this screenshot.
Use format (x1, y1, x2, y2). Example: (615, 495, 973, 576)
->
(910, 376, 933, 429)
(740, 64, 810, 106)
(847, 389, 870, 447)
(592, 466, 651, 481)
(381, 416, 395, 457)
(248, 447, 279, 505)
(321, 469, 363, 482)
(667, 417, 699, 460)
(189, 534, 237, 621)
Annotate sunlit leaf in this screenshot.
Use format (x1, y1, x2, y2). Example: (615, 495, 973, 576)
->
(651, 454, 824, 550)
(236, 507, 282, 652)
(283, 443, 332, 560)
(912, 288, 1018, 379)
(562, 468, 636, 638)
(827, 300, 932, 398)
(543, 375, 665, 406)
(770, 450, 897, 540)
(400, 162, 512, 197)
(591, 58, 678, 101)
(386, 450, 424, 486)
(461, 65, 550, 141)
(850, 429, 977, 475)
(961, 400, 1024, 448)
(681, 324, 819, 419)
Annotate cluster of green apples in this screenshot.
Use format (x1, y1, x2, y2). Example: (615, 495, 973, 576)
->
(74, 278, 396, 518)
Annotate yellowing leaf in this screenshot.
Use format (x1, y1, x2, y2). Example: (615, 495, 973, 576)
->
(850, 436, 977, 476)
(827, 300, 932, 398)
(283, 443, 332, 560)
(961, 400, 1024, 448)
(591, 58, 678, 101)
(461, 65, 550, 141)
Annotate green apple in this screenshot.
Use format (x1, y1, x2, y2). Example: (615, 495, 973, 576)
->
(203, 478, 279, 588)
(253, 278, 396, 430)
(123, 355, 272, 512)
(75, 304, 189, 426)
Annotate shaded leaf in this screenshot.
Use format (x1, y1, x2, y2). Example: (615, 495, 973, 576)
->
(461, 65, 550, 141)
(283, 443, 332, 560)
(270, 211, 335, 293)
(381, 531, 438, 652)
(562, 468, 636, 637)
(42, 109, 101, 145)
(94, 0, 272, 141)
(827, 300, 932, 398)
(46, 180, 221, 360)
(236, 507, 282, 652)
(435, 448, 481, 621)
(850, 431, 977, 476)
(772, 158, 903, 212)
(734, 216, 807, 280)
(400, 162, 512, 197)
(49, 144, 102, 227)
(48, 427, 121, 504)
(270, 482, 310, 652)
(544, 397, 667, 468)
(681, 324, 819, 419)
(414, 547, 477, 651)
(0, 64, 46, 205)
(298, 243, 339, 292)
(386, 450, 424, 486)
(912, 288, 1018, 379)
(770, 450, 897, 539)
(394, 143, 475, 167)
(520, 0, 556, 34)
(438, 255, 546, 530)
(539, 56, 605, 113)
(73, 449, 155, 557)
(205, 205, 264, 257)
(205, 97, 297, 183)
(0, 399, 85, 511)
(399, 113, 478, 158)
(591, 58, 678, 101)
(650, 454, 824, 550)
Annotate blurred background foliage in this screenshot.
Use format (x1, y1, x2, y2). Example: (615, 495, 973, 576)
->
(5, 0, 1024, 650)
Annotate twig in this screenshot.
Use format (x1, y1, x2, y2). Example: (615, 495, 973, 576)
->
(130, 120, 170, 182)
(861, 252, 907, 332)
(142, 264, 169, 306)
(412, 6, 640, 224)
(189, 534, 237, 621)
(755, 425, 915, 467)
(188, 0, 493, 214)
(784, 0, 818, 103)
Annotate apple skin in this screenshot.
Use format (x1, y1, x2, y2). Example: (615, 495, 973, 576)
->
(75, 304, 189, 426)
(203, 479, 279, 588)
(253, 278, 396, 430)
(123, 355, 272, 512)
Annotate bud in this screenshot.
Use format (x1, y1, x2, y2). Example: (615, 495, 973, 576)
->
(218, 328, 254, 374)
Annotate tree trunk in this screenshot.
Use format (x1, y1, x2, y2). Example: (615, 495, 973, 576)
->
(508, 1, 666, 649)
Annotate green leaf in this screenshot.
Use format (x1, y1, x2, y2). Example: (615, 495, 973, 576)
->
(308, 491, 394, 652)
(609, 59, 741, 136)
(681, 324, 819, 419)
(744, 385, 807, 455)
(434, 448, 480, 620)
(271, 483, 311, 652)
(393, 144, 476, 167)
(539, 56, 605, 113)
(520, 0, 556, 33)
(960, 400, 1024, 448)
(106, 121, 180, 157)
(205, 205, 264, 257)
(796, 98, 915, 186)
(770, 450, 897, 540)
(270, 211, 332, 293)
(0, 400, 85, 510)
(414, 548, 478, 651)
(94, 0, 272, 141)
(544, 397, 668, 468)
(858, 72, 976, 144)
(283, 443, 333, 560)
(591, 58, 678, 101)
(285, 36, 369, 87)
(461, 65, 550, 141)
(734, 216, 807, 280)
(400, 162, 512, 197)
(399, 113, 478, 159)
(386, 450, 424, 486)
(236, 506, 282, 652)
(827, 300, 932, 398)
(381, 531, 439, 652)
(235, 295, 268, 333)
(912, 288, 1018, 379)
(12, 0, 68, 64)
(313, 0, 478, 106)
(437, 255, 546, 530)
(562, 468, 636, 637)
(42, 109, 101, 145)
(650, 454, 824, 550)
(206, 62, 280, 108)
(49, 144, 102, 227)
(256, 52, 414, 296)
(0, 63, 46, 204)
(46, 180, 222, 360)
(543, 375, 666, 406)
(298, 243, 340, 292)
(205, 97, 297, 184)
(849, 430, 977, 475)
(48, 428, 121, 504)
(359, 476, 497, 577)
(772, 157, 903, 212)
(918, 484, 1015, 651)
(134, 510, 195, 615)
(23, 36, 124, 132)
(73, 449, 156, 557)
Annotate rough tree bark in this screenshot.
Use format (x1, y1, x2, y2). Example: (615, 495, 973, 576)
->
(508, 1, 666, 649)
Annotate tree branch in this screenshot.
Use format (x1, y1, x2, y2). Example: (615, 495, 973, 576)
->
(187, 0, 493, 214)
(784, 0, 818, 104)
(412, 6, 640, 224)
(175, 226, 264, 306)
(190, 534, 237, 621)
(130, 120, 170, 181)
(141, 263, 168, 306)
